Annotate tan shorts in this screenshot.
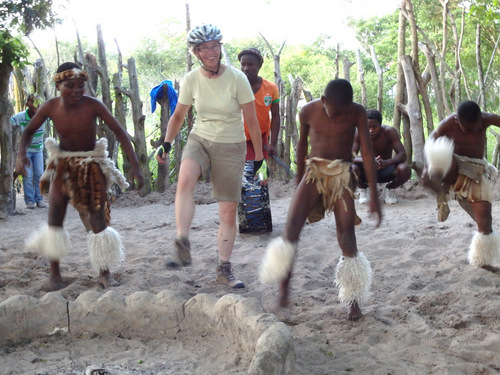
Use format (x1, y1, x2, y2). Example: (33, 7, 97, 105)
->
(182, 133, 246, 202)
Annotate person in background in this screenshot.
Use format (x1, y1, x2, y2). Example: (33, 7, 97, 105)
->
(238, 47, 280, 184)
(156, 24, 264, 288)
(11, 94, 49, 209)
(352, 109, 411, 205)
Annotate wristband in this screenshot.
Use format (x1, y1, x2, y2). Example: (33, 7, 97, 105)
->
(156, 141, 171, 158)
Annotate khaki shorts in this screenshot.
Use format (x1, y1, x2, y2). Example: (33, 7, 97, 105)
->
(182, 133, 246, 202)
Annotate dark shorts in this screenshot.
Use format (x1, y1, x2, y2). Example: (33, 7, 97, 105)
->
(357, 164, 396, 184)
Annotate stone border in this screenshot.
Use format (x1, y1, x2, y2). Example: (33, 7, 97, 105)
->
(0, 290, 295, 374)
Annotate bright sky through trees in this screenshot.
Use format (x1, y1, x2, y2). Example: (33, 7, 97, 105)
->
(30, 0, 400, 53)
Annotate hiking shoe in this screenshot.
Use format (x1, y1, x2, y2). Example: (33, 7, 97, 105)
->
(216, 262, 245, 289)
(26, 202, 35, 209)
(36, 201, 47, 208)
(384, 187, 398, 204)
(358, 189, 369, 204)
(166, 237, 192, 268)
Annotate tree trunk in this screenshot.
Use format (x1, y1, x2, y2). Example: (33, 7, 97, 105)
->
(154, 83, 171, 192)
(343, 58, 354, 82)
(127, 58, 151, 196)
(404, 0, 434, 134)
(113, 39, 131, 186)
(439, 0, 452, 115)
(261, 32, 286, 180)
(393, 8, 407, 135)
(335, 44, 340, 79)
(402, 113, 412, 165)
(400, 55, 425, 175)
(457, 7, 471, 103)
(287, 75, 302, 161)
(0, 61, 15, 217)
(96, 25, 118, 163)
(446, 6, 462, 111)
(476, 23, 486, 111)
(73, 21, 95, 97)
(475, 23, 488, 157)
(419, 42, 445, 120)
(11, 67, 25, 114)
(370, 45, 384, 112)
(356, 49, 367, 108)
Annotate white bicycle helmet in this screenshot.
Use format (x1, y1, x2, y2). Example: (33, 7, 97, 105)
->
(187, 24, 223, 46)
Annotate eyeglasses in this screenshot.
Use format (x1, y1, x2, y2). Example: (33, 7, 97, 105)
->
(198, 44, 221, 53)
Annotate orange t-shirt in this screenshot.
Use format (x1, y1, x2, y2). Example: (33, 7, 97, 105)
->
(244, 78, 280, 140)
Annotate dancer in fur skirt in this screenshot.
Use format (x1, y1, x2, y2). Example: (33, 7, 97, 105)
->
(424, 100, 500, 272)
(15, 62, 144, 291)
(260, 80, 382, 321)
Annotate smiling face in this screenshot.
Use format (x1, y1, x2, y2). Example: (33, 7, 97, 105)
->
(195, 41, 221, 69)
(57, 78, 86, 104)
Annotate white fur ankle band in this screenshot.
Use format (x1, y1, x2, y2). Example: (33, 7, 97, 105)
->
(424, 136, 454, 177)
(25, 225, 70, 260)
(335, 252, 372, 305)
(259, 237, 297, 284)
(468, 231, 500, 267)
(88, 227, 125, 271)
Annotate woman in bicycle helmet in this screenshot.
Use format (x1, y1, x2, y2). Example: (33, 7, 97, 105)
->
(187, 23, 224, 74)
(156, 24, 264, 289)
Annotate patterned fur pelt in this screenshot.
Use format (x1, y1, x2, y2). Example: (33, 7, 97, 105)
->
(42, 137, 129, 191)
(40, 138, 129, 223)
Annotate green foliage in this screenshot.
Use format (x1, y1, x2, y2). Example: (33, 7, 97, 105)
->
(19, 2, 500, 184)
(0, 0, 60, 36)
(1, 0, 59, 67)
(0, 30, 29, 66)
(134, 18, 186, 85)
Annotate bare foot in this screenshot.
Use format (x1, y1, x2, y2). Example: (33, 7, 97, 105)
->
(348, 301, 363, 321)
(99, 270, 120, 288)
(481, 265, 500, 273)
(41, 277, 68, 292)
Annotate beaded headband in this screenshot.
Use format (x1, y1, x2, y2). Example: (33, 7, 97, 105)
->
(53, 68, 88, 83)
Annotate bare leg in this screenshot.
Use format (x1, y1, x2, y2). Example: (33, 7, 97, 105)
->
(175, 158, 201, 238)
(41, 260, 67, 292)
(217, 201, 238, 261)
(279, 270, 292, 307)
(78, 209, 92, 232)
(278, 179, 321, 307)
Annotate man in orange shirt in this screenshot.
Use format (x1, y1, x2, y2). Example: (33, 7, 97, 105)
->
(238, 48, 280, 183)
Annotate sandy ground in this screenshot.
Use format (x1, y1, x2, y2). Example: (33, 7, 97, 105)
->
(2, 179, 500, 374)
